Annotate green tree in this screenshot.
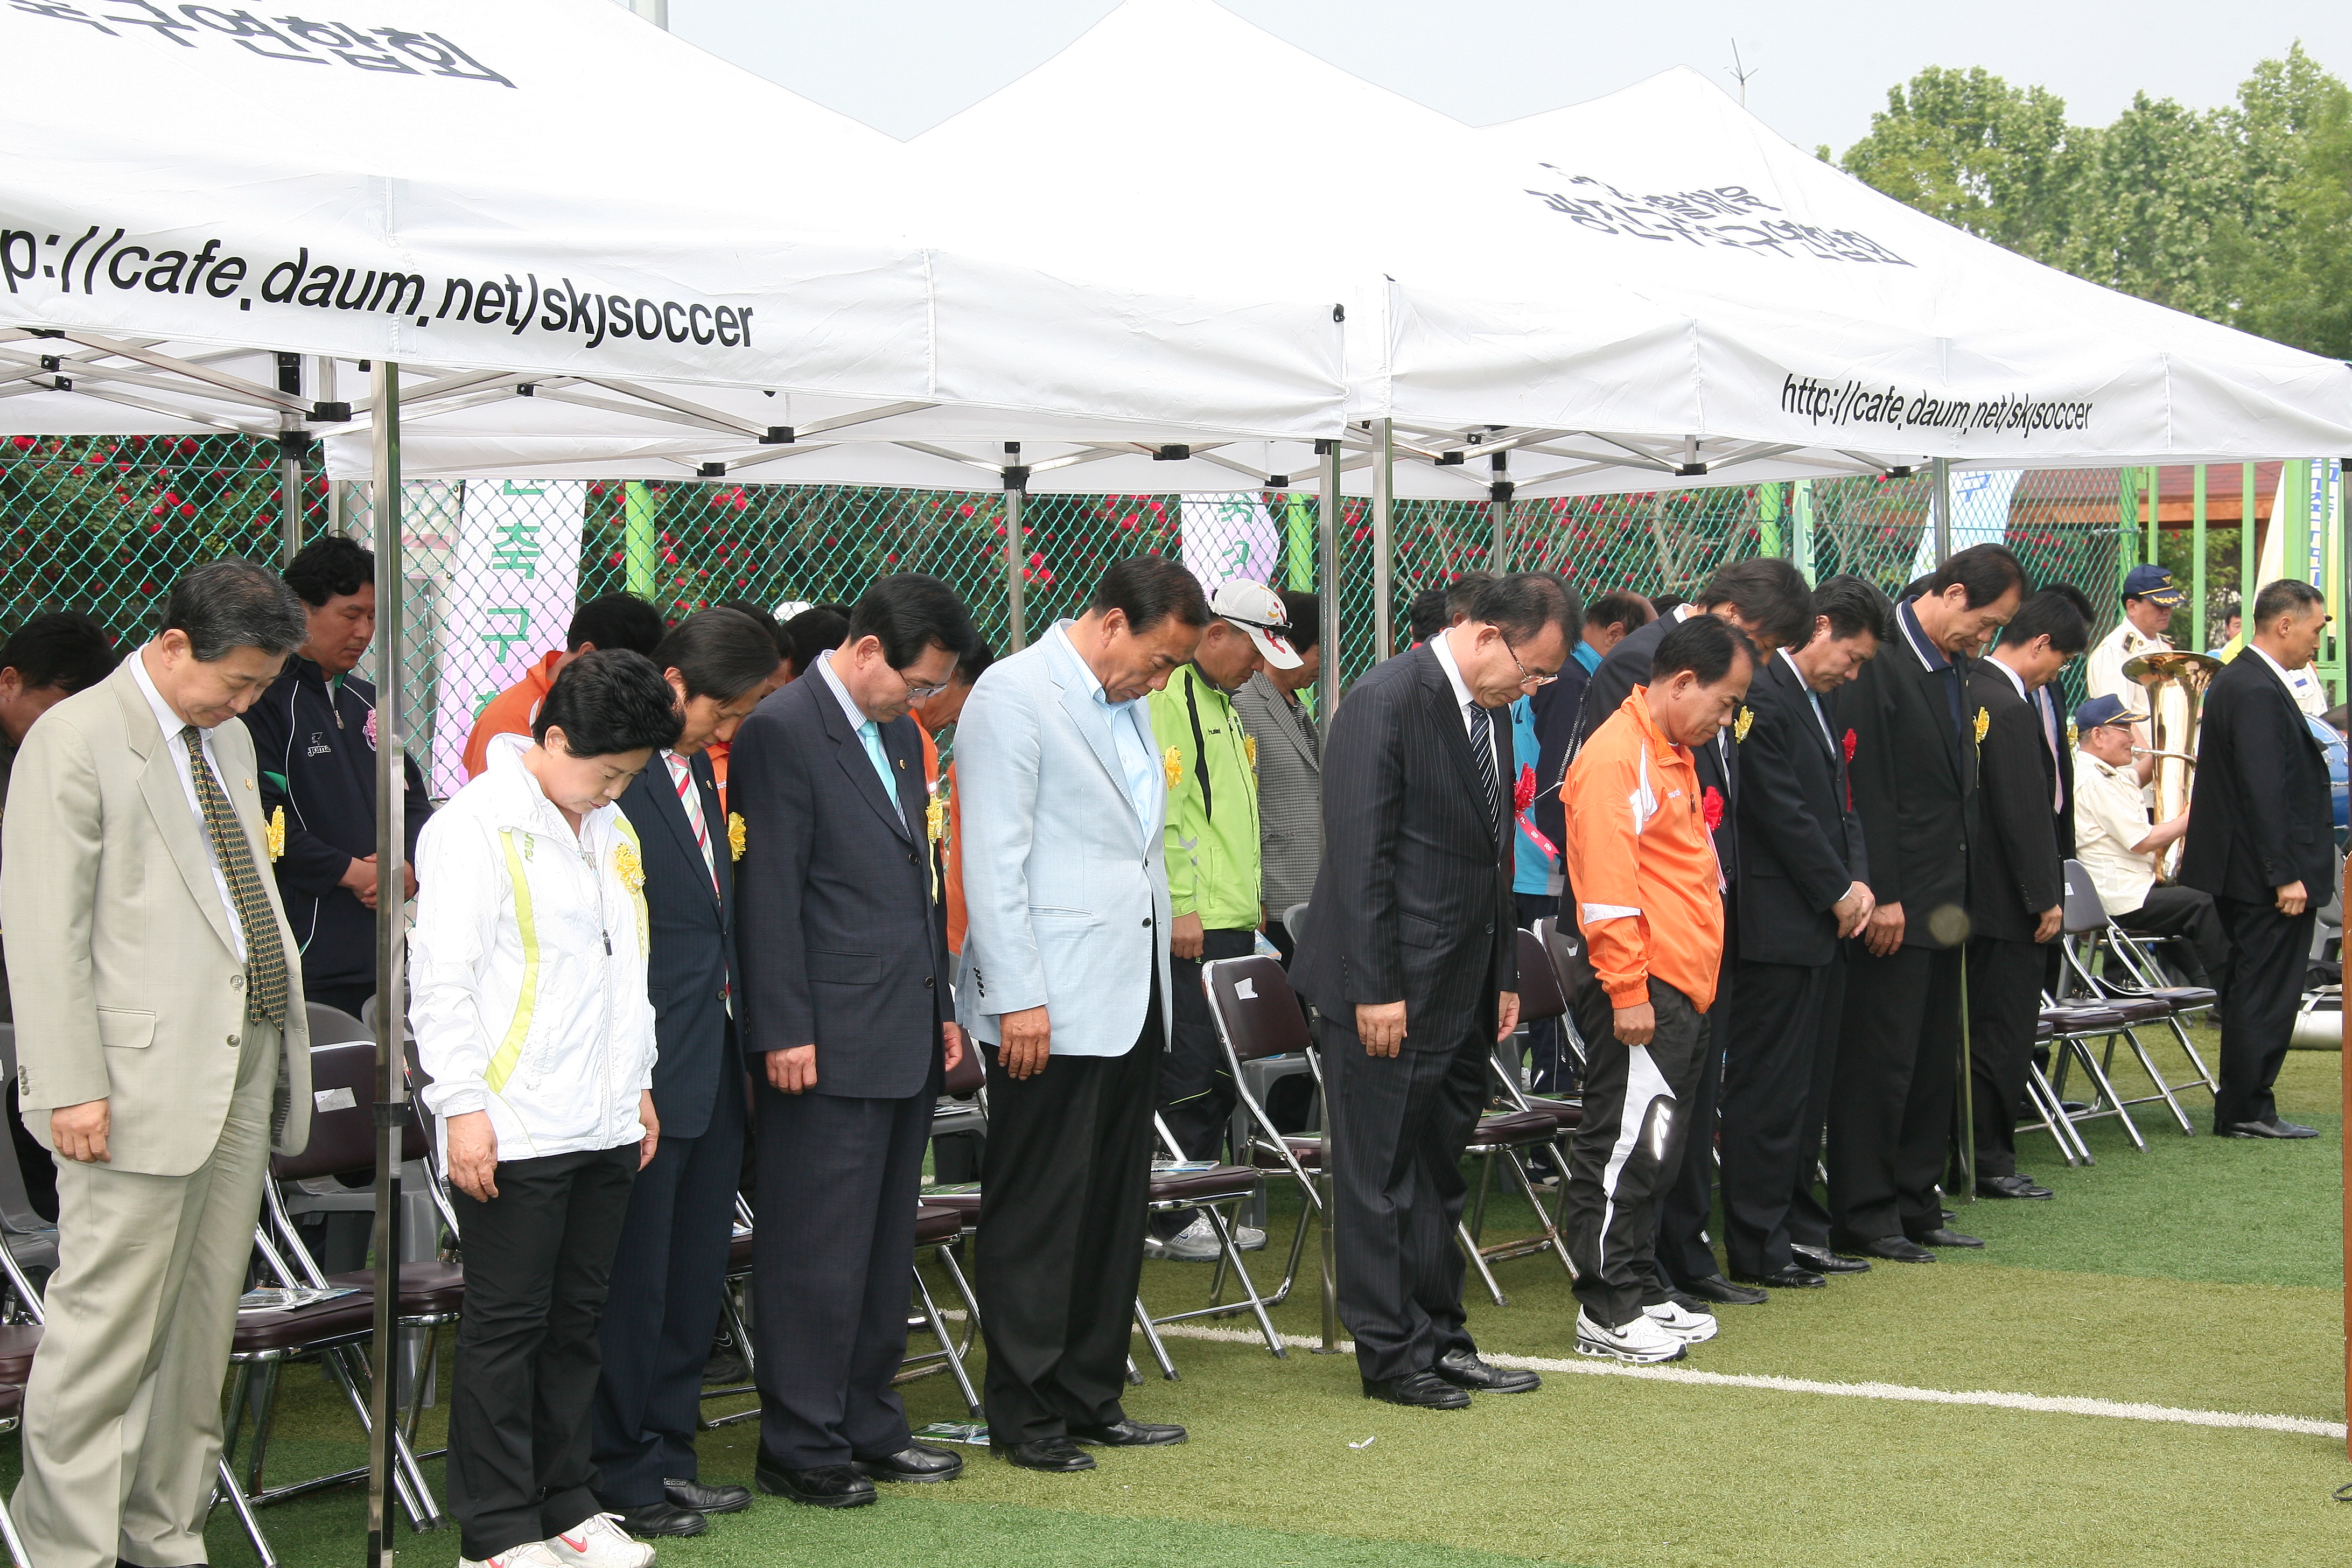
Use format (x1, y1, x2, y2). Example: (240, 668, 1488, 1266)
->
(1837, 65, 2088, 258)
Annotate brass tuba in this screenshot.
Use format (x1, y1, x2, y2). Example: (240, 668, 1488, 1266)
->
(2121, 649, 2222, 879)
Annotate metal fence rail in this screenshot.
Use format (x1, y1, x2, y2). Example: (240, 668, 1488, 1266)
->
(0, 433, 2300, 780)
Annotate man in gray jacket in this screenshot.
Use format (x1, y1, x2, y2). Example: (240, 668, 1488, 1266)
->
(955, 555, 1207, 1474)
(1234, 589, 1321, 963)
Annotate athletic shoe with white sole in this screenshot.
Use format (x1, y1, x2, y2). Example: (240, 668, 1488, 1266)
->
(462, 1544, 566, 1568)
(1642, 1300, 1720, 1344)
(1574, 1309, 1688, 1363)
(1144, 1215, 1266, 1261)
(547, 1515, 655, 1568)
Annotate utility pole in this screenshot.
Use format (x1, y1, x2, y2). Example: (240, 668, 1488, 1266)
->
(1726, 39, 1759, 108)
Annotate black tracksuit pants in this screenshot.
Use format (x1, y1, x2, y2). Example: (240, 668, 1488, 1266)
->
(1966, 934, 2046, 1178)
(447, 1144, 639, 1560)
(2211, 895, 2318, 1129)
(1653, 915, 1733, 1287)
(1828, 941, 1962, 1243)
(978, 985, 1161, 1445)
(1153, 927, 1258, 1238)
(1318, 1009, 1492, 1383)
(1565, 978, 1710, 1328)
(1719, 956, 1838, 1277)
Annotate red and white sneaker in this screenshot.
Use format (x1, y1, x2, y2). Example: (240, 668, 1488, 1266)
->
(547, 1515, 656, 1568)
(460, 1543, 564, 1568)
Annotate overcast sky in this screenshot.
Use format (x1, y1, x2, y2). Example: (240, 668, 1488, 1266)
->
(659, 1, 2347, 155)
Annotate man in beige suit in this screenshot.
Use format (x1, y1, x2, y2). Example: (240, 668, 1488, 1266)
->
(2, 559, 316, 1568)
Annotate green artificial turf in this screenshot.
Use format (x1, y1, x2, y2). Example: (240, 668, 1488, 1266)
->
(11, 1030, 2344, 1568)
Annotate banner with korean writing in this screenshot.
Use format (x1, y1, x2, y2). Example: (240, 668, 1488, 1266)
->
(429, 478, 585, 796)
(1179, 494, 1280, 591)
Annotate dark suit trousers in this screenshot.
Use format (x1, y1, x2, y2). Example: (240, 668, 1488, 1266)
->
(447, 1146, 638, 1561)
(1828, 942, 1962, 1242)
(1966, 935, 2046, 1178)
(752, 1084, 931, 1469)
(2118, 884, 2229, 996)
(1153, 927, 1259, 1238)
(2211, 895, 2318, 1128)
(1565, 978, 1709, 1328)
(1318, 1011, 1490, 1382)
(591, 1060, 745, 1504)
(1653, 915, 1732, 1286)
(977, 988, 1160, 1445)
(1785, 956, 1845, 1254)
(1719, 957, 1836, 1277)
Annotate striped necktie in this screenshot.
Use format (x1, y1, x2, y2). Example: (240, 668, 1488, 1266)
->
(183, 726, 288, 1027)
(667, 753, 718, 897)
(1467, 701, 1500, 824)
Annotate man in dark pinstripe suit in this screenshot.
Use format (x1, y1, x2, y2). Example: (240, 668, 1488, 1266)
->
(1291, 573, 1575, 1411)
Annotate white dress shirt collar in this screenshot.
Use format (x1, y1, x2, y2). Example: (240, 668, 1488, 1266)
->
(1987, 655, 2029, 703)
(1429, 627, 1479, 739)
(2246, 641, 2301, 696)
(814, 647, 873, 732)
(130, 642, 246, 960)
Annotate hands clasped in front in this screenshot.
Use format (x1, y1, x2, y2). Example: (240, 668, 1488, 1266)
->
(1354, 992, 1520, 1058)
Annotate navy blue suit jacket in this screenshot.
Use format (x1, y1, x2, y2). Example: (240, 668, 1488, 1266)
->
(616, 748, 738, 1140)
(731, 672, 949, 1100)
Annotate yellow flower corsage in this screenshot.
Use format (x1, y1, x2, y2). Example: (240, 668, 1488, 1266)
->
(1973, 706, 1990, 746)
(1243, 733, 1258, 770)
(727, 811, 747, 862)
(1163, 746, 1182, 789)
(2066, 720, 2078, 747)
(1733, 706, 1754, 744)
(266, 805, 286, 862)
(613, 839, 646, 894)
(924, 790, 947, 846)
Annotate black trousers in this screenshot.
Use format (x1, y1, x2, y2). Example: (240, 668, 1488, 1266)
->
(1784, 956, 1845, 1256)
(1564, 978, 1709, 1328)
(447, 1144, 638, 1560)
(1153, 926, 1258, 1238)
(1828, 941, 1962, 1243)
(2211, 894, 2318, 1128)
(1653, 915, 1733, 1287)
(753, 1082, 933, 1469)
(1318, 1004, 1492, 1383)
(978, 988, 1160, 1445)
(591, 1058, 746, 1504)
(1966, 935, 2047, 1178)
(2118, 884, 2229, 996)
(1719, 957, 1837, 1277)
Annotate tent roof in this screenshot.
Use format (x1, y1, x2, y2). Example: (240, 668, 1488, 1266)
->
(0, 0, 1342, 454)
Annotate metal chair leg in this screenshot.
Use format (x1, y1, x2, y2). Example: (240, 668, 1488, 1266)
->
(213, 1453, 279, 1568)
(1500, 1149, 1577, 1280)
(1455, 1221, 1508, 1307)
(0, 1490, 32, 1568)
(1131, 1295, 1178, 1380)
(242, 1360, 281, 1494)
(2068, 1034, 2147, 1150)
(1203, 1206, 1285, 1359)
(2123, 1031, 2196, 1135)
(911, 1261, 982, 1419)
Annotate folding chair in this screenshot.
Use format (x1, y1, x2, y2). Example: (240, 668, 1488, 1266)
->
(2036, 999, 2147, 1151)
(0, 1028, 58, 1286)
(1201, 954, 1324, 1309)
(1453, 933, 1582, 1304)
(895, 1203, 983, 1419)
(2049, 861, 2200, 1136)
(2017, 1016, 2094, 1167)
(1530, 916, 1593, 1082)
(1132, 1110, 1285, 1377)
(225, 1036, 452, 1550)
(0, 1050, 56, 1568)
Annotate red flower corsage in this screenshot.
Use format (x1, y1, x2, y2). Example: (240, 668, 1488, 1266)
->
(1843, 727, 1858, 810)
(1701, 785, 1725, 833)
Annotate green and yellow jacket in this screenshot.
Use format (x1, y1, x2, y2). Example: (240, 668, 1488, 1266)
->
(1147, 664, 1262, 932)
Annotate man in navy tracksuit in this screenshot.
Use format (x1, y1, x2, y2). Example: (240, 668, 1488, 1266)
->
(247, 537, 432, 1018)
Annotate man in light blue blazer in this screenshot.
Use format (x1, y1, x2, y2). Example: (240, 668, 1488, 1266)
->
(955, 556, 1209, 1475)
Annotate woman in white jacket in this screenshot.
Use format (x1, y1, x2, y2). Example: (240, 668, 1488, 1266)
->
(413, 650, 680, 1568)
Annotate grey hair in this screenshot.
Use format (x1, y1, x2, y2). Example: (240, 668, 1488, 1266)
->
(162, 559, 309, 662)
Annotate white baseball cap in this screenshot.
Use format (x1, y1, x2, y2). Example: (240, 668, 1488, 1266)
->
(1209, 579, 1304, 670)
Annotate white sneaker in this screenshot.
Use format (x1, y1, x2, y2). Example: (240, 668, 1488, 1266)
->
(463, 1544, 566, 1568)
(1574, 1308, 1688, 1363)
(1642, 1300, 1720, 1344)
(546, 1515, 654, 1568)
(1144, 1215, 1266, 1261)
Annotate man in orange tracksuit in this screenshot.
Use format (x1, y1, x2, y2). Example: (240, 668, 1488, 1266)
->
(1560, 614, 1755, 1364)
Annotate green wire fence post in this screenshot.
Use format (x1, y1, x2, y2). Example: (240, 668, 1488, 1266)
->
(622, 481, 658, 600)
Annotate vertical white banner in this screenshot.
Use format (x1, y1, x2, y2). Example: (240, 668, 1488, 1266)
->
(430, 479, 586, 797)
(1180, 494, 1280, 591)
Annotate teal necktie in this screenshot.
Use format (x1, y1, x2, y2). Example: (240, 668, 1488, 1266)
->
(859, 719, 902, 821)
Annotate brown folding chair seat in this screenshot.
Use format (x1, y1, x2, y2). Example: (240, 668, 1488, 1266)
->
(2036, 1003, 2147, 1151)
(1201, 955, 1325, 1313)
(2054, 859, 2214, 1133)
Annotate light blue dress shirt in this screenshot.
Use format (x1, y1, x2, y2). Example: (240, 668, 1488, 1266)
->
(1054, 625, 1157, 837)
(816, 649, 902, 821)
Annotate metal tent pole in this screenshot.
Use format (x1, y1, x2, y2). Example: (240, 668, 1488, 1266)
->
(1930, 457, 1952, 563)
(2192, 465, 2208, 650)
(277, 353, 306, 566)
(1488, 451, 1512, 573)
(2241, 463, 2258, 639)
(1002, 444, 1027, 652)
(1370, 419, 1394, 661)
(1317, 437, 1341, 726)
(1791, 479, 1816, 585)
(365, 361, 408, 1568)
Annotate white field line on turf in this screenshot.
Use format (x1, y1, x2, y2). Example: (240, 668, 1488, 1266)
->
(1127, 1320, 2349, 1440)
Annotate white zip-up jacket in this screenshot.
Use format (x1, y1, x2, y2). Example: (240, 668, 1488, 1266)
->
(412, 732, 656, 1161)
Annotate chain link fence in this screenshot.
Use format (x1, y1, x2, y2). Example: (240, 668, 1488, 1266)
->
(0, 432, 2279, 789)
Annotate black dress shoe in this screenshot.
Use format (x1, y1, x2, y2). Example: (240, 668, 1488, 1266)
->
(1068, 1418, 1187, 1446)
(853, 1443, 965, 1481)
(1662, 1288, 1709, 1314)
(1833, 1234, 1935, 1263)
(1433, 1349, 1542, 1393)
(1679, 1273, 1768, 1306)
(1732, 1265, 1824, 1289)
(2222, 1117, 2320, 1139)
(1790, 1245, 1870, 1274)
(1907, 1226, 1984, 1249)
(663, 1478, 751, 1514)
(610, 1501, 707, 1538)
(1977, 1173, 2054, 1200)
(754, 1462, 876, 1507)
(993, 1436, 1095, 1472)
(1362, 1370, 1471, 1409)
